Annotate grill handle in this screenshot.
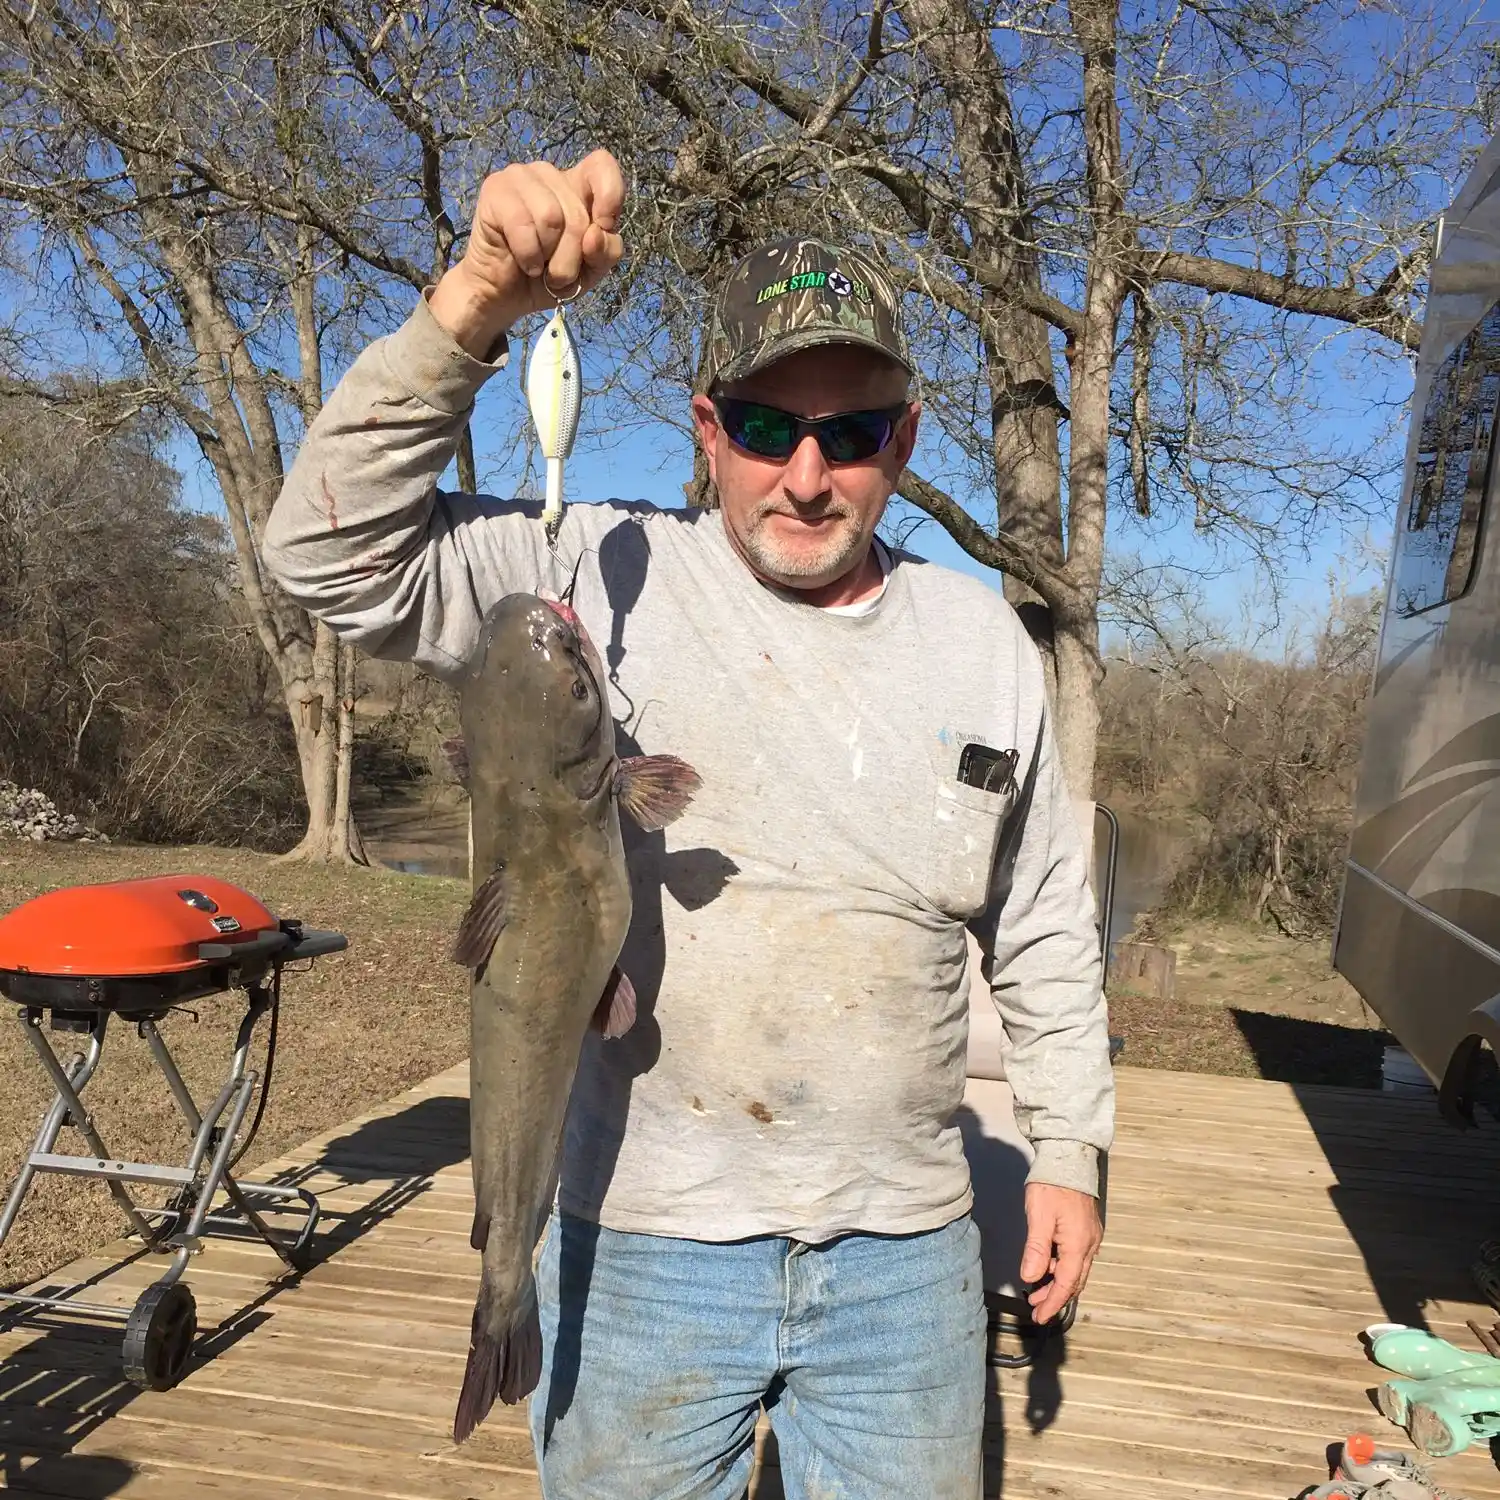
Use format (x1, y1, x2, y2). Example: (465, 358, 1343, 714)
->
(196, 931, 290, 964)
(283, 928, 348, 961)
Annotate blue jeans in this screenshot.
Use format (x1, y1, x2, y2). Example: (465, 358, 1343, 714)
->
(529, 1209, 986, 1499)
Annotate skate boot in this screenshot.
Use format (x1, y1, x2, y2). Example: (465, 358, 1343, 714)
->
(1336, 1432, 1462, 1497)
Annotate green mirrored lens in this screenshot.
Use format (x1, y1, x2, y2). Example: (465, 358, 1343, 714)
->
(718, 400, 900, 463)
(734, 403, 797, 456)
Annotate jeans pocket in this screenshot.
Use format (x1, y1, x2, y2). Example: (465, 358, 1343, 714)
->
(924, 778, 1012, 918)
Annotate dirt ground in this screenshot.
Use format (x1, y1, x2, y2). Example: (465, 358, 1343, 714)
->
(0, 841, 471, 1290)
(1107, 914, 1395, 1088)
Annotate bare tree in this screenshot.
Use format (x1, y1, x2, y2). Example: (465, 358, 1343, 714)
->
(0, 393, 305, 844)
(482, 0, 1487, 844)
(1102, 569, 1381, 935)
(0, 0, 1488, 864)
(0, 0, 532, 859)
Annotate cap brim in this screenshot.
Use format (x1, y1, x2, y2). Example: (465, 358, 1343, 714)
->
(712, 325, 913, 390)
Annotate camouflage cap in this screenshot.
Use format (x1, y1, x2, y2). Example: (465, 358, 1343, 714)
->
(702, 236, 912, 393)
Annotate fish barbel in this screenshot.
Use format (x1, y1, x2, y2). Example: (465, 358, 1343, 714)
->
(449, 591, 700, 1444)
(526, 303, 582, 544)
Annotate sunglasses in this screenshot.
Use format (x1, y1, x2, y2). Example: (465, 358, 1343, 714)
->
(713, 397, 909, 465)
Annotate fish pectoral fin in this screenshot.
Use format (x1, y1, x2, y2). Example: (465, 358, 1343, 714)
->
(453, 865, 510, 968)
(590, 966, 638, 1038)
(615, 754, 703, 831)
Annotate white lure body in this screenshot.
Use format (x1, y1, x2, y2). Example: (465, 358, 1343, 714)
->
(525, 305, 582, 538)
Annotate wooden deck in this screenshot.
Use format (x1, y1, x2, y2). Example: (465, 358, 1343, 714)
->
(5, 1063, 1500, 1499)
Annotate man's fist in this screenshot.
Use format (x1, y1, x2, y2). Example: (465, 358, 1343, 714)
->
(430, 150, 626, 356)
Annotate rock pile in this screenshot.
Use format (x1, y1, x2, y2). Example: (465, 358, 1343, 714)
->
(0, 782, 108, 844)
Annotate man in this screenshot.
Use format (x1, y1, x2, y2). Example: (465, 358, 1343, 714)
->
(263, 149, 1114, 1499)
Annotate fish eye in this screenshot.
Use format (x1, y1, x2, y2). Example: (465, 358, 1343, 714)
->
(571, 678, 589, 700)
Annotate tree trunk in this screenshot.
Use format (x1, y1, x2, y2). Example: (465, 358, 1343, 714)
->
(1053, 612, 1103, 855)
(1053, 0, 1130, 859)
(278, 619, 366, 862)
(458, 425, 478, 494)
(276, 216, 370, 863)
(336, 639, 366, 862)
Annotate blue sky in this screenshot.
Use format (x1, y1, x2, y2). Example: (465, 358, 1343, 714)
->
(54, 0, 1495, 654)
(169, 306, 1412, 649)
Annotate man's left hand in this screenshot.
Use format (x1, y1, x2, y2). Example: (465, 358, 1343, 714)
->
(1019, 1182, 1102, 1323)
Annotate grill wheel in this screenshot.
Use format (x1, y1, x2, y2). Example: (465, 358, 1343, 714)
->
(123, 1281, 197, 1391)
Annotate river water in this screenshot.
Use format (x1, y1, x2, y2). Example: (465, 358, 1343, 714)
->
(1095, 809, 1195, 957)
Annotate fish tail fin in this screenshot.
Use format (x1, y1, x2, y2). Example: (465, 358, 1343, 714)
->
(452, 1277, 542, 1445)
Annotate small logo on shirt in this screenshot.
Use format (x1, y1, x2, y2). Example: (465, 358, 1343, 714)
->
(936, 727, 988, 748)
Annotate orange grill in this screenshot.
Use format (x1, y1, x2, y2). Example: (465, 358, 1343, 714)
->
(0, 873, 348, 1391)
(0, 873, 282, 978)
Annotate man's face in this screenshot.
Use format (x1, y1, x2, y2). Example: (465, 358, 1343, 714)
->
(690, 343, 920, 592)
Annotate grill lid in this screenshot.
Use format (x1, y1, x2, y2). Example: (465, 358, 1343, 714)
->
(0, 875, 281, 979)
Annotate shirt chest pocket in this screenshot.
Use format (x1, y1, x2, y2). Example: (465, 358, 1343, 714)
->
(923, 777, 1015, 919)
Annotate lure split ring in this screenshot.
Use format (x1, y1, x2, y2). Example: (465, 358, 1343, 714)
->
(542, 269, 582, 305)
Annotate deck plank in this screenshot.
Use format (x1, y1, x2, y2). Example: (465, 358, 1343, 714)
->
(5, 1062, 1500, 1498)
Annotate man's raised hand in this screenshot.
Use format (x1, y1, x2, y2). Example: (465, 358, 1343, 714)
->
(430, 151, 625, 357)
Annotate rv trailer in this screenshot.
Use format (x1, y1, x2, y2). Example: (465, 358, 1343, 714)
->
(1333, 129, 1500, 1126)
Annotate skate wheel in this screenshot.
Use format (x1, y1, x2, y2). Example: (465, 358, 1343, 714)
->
(123, 1281, 197, 1391)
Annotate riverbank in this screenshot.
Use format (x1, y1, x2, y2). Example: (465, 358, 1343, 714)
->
(1107, 913, 1390, 1088)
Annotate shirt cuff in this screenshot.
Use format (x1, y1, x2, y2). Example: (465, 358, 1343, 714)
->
(1026, 1139, 1100, 1198)
(379, 287, 511, 416)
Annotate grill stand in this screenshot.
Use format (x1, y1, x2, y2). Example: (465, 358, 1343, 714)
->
(0, 976, 320, 1391)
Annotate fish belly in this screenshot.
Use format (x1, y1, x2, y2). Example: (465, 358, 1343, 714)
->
(468, 871, 628, 1324)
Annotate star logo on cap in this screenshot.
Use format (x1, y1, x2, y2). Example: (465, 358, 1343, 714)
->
(827, 270, 853, 297)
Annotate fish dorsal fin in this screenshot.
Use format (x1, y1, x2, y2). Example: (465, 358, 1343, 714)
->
(614, 754, 702, 832)
(589, 966, 638, 1038)
(453, 865, 509, 968)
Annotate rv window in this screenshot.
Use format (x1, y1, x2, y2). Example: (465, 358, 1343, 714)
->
(1395, 300, 1500, 615)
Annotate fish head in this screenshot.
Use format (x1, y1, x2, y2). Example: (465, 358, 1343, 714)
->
(463, 592, 616, 805)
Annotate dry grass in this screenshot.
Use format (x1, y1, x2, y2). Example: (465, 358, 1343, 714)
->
(0, 840, 471, 1289)
(1107, 916, 1390, 1089)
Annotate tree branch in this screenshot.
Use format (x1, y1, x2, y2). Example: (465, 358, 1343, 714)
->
(1148, 250, 1422, 350)
(896, 468, 1072, 604)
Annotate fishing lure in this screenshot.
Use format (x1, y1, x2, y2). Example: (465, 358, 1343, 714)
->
(526, 296, 582, 546)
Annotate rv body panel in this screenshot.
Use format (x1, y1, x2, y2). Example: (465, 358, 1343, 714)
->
(1334, 131, 1500, 1089)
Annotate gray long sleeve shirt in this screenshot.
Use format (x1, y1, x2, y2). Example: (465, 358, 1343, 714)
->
(261, 292, 1115, 1241)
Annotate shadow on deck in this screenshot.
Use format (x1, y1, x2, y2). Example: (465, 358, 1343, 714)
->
(7, 1061, 1500, 1499)
(0, 1089, 473, 1498)
(1232, 1008, 1500, 1334)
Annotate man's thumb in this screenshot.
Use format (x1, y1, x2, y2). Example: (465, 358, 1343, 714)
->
(1019, 1233, 1051, 1284)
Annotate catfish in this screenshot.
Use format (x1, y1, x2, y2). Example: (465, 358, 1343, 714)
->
(449, 591, 699, 1444)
